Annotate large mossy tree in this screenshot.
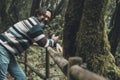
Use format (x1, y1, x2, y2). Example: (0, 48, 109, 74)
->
(63, 0, 120, 80)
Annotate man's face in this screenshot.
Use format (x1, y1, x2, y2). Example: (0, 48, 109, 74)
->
(38, 11, 51, 25)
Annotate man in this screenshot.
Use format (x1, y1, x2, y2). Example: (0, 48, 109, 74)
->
(0, 7, 62, 80)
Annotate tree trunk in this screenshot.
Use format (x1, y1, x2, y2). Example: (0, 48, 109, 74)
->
(0, 0, 33, 33)
(30, 0, 40, 16)
(108, 1, 120, 56)
(75, 0, 120, 80)
(63, 0, 84, 59)
(0, 0, 12, 32)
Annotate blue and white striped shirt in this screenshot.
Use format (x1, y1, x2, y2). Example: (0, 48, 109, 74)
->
(0, 16, 55, 55)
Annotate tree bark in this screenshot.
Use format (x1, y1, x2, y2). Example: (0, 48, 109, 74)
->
(47, 47, 68, 74)
(70, 65, 105, 80)
(63, 0, 84, 59)
(108, 1, 120, 56)
(76, 0, 120, 80)
(30, 0, 40, 16)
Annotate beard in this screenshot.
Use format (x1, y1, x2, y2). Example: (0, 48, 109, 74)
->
(39, 18, 49, 25)
(39, 21, 45, 27)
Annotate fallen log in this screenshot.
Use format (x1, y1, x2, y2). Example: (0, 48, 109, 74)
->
(47, 47, 68, 74)
(47, 47, 106, 80)
(70, 65, 105, 80)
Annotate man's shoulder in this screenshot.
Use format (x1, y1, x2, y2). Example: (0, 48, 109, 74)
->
(28, 16, 41, 26)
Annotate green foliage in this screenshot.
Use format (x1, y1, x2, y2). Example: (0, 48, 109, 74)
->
(17, 46, 65, 80)
(44, 15, 64, 38)
(0, 0, 33, 33)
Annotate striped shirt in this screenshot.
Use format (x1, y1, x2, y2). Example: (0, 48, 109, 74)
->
(0, 16, 55, 55)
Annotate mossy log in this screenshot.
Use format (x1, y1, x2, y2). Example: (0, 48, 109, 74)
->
(47, 47, 106, 80)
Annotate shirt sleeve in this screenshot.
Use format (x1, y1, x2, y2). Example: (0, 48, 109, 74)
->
(27, 25, 56, 47)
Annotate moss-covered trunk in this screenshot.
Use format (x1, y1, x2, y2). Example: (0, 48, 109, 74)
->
(76, 0, 120, 79)
(63, 0, 84, 59)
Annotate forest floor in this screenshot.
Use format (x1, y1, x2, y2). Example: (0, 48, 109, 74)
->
(7, 45, 66, 80)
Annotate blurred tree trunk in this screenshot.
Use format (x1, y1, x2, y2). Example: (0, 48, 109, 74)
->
(63, 0, 120, 80)
(0, 0, 32, 33)
(0, 0, 13, 32)
(54, 0, 67, 17)
(30, 0, 40, 16)
(108, 1, 120, 56)
(63, 0, 84, 59)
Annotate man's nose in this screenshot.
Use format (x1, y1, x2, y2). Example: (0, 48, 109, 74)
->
(45, 17, 48, 21)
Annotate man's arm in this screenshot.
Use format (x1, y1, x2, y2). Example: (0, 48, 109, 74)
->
(27, 25, 62, 52)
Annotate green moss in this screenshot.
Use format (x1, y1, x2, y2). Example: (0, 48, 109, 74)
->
(75, 0, 120, 79)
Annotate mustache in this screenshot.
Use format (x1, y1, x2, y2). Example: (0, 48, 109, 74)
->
(39, 18, 49, 25)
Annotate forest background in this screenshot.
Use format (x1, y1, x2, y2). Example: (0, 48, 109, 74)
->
(0, 0, 120, 80)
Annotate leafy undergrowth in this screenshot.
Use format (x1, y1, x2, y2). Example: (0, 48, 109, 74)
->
(15, 45, 66, 80)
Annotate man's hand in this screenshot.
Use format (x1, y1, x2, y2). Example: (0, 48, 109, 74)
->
(52, 34, 63, 52)
(52, 34, 59, 42)
(56, 43, 63, 53)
